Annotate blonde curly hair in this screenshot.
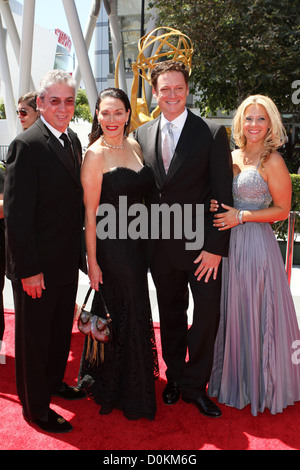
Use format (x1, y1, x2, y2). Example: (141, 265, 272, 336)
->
(232, 95, 287, 166)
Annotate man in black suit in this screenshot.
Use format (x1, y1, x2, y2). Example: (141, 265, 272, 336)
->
(135, 61, 233, 418)
(4, 70, 86, 433)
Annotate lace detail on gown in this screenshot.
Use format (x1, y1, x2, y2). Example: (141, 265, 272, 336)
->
(78, 166, 158, 420)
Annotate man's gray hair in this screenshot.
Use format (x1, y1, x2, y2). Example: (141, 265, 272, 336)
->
(38, 70, 76, 98)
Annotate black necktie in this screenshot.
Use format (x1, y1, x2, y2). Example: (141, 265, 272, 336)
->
(60, 133, 76, 169)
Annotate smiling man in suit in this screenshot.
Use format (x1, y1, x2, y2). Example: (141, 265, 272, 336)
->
(4, 70, 86, 433)
(135, 61, 233, 418)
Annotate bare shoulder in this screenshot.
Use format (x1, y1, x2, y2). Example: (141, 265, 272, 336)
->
(82, 140, 105, 174)
(127, 136, 143, 159)
(127, 136, 141, 150)
(263, 151, 290, 188)
(83, 140, 103, 163)
(264, 151, 288, 172)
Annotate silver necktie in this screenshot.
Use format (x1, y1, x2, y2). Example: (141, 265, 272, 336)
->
(162, 122, 174, 173)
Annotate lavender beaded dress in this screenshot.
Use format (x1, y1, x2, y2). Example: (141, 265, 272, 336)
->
(208, 167, 300, 416)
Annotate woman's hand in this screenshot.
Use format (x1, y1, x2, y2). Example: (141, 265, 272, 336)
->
(213, 203, 239, 230)
(88, 261, 103, 290)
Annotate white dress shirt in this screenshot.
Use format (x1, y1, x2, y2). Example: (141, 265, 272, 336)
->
(160, 108, 188, 161)
(40, 115, 69, 145)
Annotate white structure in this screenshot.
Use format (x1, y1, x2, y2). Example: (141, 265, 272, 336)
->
(0, 0, 58, 143)
(0, 0, 78, 144)
(0, 0, 99, 146)
(0, 0, 157, 148)
(94, 4, 109, 92)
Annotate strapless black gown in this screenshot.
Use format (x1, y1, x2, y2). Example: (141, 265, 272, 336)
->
(78, 166, 158, 420)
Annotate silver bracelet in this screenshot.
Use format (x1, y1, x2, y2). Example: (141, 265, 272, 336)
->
(235, 210, 240, 224)
(238, 210, 244, 224)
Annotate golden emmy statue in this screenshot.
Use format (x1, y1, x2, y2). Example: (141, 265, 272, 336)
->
(115, 27, 193, 134)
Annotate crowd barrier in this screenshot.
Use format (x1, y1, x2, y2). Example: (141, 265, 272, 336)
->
(286, 211, 299, 284)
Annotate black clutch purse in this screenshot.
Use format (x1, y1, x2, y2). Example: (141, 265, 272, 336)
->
(78, 286, 113, 344)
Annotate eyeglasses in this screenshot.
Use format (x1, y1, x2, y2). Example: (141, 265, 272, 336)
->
(46, 98, 75, 107)
(16, 109, 28, 117)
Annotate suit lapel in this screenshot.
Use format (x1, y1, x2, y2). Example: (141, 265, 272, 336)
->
(142, 110, 199, 188)
(146, 117, 165, 189)
(36, 119, 81, 186)
(164, 110, 198, 185)
(68, 129, 82, 175)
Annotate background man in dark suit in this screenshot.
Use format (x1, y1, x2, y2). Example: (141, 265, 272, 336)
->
(4, 70, 86, 433)
(135, 61, 233, 418)
(1, 93, 38, 352)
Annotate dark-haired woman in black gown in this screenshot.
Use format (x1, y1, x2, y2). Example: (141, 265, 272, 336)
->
(77, 88, 158, 420)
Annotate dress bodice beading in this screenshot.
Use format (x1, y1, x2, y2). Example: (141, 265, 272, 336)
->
(233, 169, 272, 211)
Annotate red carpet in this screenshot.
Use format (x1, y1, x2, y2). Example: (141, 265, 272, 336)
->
(1, 310, 300, 451)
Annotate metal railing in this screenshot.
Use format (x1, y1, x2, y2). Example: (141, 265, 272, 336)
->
(0, 146, 9, 161)
(285, 211, 299, 285)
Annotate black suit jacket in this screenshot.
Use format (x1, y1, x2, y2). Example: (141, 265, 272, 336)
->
(4, 118, 87, 286)
(135, 110, 233, 270)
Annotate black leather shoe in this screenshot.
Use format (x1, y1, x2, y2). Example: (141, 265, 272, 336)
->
(162, 381, 180, 405)
(23, 409, 73, 433)
(182, 393, 222, 418)
(53, 382, 86, 400)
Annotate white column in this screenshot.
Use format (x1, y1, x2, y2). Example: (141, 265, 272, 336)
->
(18, 0, 35, 97)
(94, 3, 109, 92)
(0, 13, 16, 140)
(62, 0, 98, 113)
(73, 0, 101, 92)
(104, 0, 127, 94)
(0, 0, 35, 91)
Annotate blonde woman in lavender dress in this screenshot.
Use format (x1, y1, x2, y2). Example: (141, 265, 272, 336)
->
(208, 95, 300, 416)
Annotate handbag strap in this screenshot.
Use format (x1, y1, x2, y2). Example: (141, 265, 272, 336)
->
(98, 287, 112, 322)
(82, 287, 93, 309)
(82, 285, 111, 322)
